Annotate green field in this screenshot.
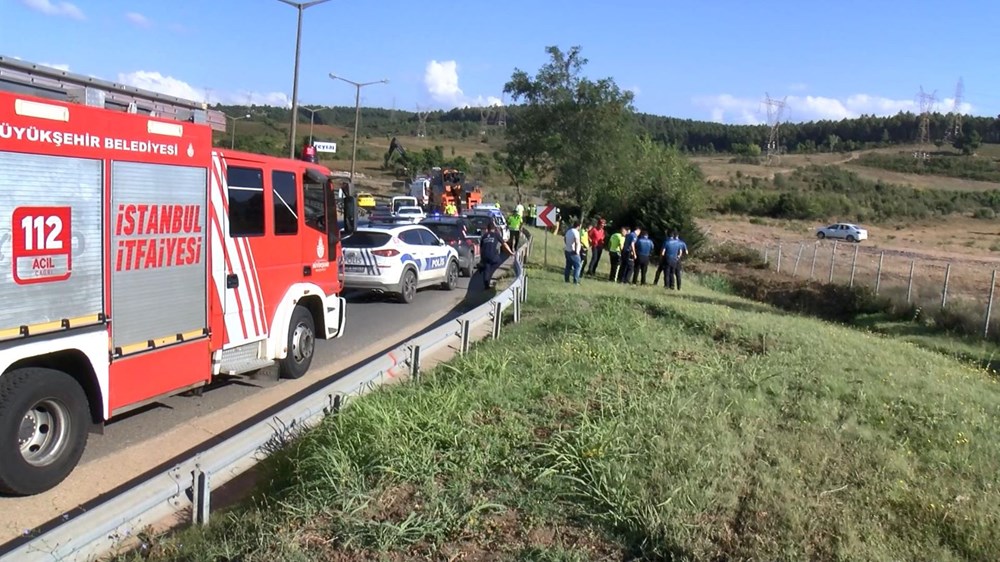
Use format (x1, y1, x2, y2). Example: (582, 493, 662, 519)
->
(120, 231, 1000, 561)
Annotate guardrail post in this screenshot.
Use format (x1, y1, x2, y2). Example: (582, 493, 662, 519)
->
(409, 345, 422, 381)
(513, 287, 521, 323)
(491, 301, 502, 339)
(192, 466, 210, 526)
(460, 319, 471, 354)
(520, 276, 528, 302)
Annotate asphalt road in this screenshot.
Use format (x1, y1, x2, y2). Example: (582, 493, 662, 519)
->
(0, 263, 506, 547)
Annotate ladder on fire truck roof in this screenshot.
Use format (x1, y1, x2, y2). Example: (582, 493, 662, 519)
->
(0, 55, 228, 132)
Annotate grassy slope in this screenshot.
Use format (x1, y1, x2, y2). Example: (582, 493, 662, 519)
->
(123, 232, 1000, 561)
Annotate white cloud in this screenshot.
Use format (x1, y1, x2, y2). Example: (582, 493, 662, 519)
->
(116, 70, 291, 108)
(693, 92, 975, 124)
(21, 0, 84, 20)
(125, 12, 152, 28)
(423, 60, 501, 109)
(39, 62, 70, 71)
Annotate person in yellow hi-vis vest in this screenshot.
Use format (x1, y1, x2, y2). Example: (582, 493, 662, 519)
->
(579, 221, 590, 269)
(445, 202, 457, 216)
(507, 210, 523, 249)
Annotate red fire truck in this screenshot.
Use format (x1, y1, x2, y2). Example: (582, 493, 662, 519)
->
(0, 57, 358, 495)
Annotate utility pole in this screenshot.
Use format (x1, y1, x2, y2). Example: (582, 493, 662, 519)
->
(300, 106, 320, 145)
(416, 104, 429, 138)
(276, 0, 331, 158)
(329, 73, 388, 181)
(916, 86, 938, 148)
(944, 78, 965, 143)
(226, 113, 251, 149)
(762, 92, 787, 166)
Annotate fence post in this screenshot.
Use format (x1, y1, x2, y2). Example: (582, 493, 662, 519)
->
(941, 263, 952, 308)
(828, 240, 838, 283)
(849, 245, 859, 287)
(793, 243, 804, 276)
(809, 244, 818, 280)
(906, 261, 915, 303)
(986, 270, 997, 339)
(875, 251, 884, 295)
(764, 246, 769, 266)
(776, 244, 782, 274)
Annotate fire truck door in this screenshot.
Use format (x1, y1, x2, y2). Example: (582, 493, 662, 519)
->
(219, 164, 267, 346)
(302, 171, 335, 284)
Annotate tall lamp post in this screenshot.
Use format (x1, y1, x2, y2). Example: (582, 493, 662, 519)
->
(275, 0, 331, 158)
(226, 113, 251, 149)
(328, 73, 388, 180)
(300, 106, 320, 145)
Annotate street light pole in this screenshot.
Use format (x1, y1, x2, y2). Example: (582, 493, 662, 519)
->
(300, 106, 319, 145)
(329, 73, 388, 181)
(276, 0, 331, 158)
(226, 113, 251, 149)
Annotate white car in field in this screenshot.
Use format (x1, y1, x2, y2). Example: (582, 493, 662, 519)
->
(341, 223, 460, 303)
(816, 222, 868, 242)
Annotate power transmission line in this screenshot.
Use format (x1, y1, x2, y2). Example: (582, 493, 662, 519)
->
(916, 86, 938, 147)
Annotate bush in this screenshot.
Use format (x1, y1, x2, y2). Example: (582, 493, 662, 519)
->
(856, 152, 1000, 183)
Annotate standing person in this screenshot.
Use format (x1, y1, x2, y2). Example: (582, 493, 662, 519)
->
(507, 209, 523, 250)
(586, 219, 607, 276)
(527, 203, 536, 227)
(607, 226, 626, 282)
(479, 222, 513, 289)
(563, 220, 582, 284)
(579, 222, 590, 271)
(632, 231, 655, 285)
(618, 226, 639, 284)
(664, 232, 689, 291)
(653, 235, 670, 287)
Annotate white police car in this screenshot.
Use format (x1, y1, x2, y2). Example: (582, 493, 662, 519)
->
(341, 223, 460, 303)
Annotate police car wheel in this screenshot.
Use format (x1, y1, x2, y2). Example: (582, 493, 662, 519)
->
(0, 367, 90, 496)
(398, 269, 418, 304)
(441, 260, 459, 291)
(279, 305, 315, 379)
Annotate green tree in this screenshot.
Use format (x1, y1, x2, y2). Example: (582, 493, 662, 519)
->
(492, 150, 535, 205)
(502, 45, 636, 219)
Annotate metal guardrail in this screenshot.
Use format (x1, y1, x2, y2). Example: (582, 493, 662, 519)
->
(2, 234, 533, 562)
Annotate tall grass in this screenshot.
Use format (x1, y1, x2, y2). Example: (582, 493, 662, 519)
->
(120, 260, 1000, 561)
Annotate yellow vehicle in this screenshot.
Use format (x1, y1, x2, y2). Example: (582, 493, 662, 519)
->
(357, 192, 377, 208)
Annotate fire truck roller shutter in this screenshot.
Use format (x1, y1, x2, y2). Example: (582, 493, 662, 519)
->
(109, 161, 208, 354)
(0, 151, 105, 496)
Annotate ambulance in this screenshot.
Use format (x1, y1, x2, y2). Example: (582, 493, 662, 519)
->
(0, 57, 358, 495)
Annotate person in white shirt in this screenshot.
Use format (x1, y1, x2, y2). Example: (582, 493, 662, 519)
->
(563, 220, 582, 284)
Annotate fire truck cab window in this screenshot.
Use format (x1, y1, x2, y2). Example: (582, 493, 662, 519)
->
(272, 170, 298, 235)
(304, 178, 325, 232)
(227, 166, 265, 237)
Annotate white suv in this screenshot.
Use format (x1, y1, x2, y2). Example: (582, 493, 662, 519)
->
(341, 224, 460, 303)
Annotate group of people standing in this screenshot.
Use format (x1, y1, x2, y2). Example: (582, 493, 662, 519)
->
(563, 220, 689, 289)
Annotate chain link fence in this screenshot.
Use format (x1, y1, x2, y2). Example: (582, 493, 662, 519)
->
(758, 239, 1000, 339)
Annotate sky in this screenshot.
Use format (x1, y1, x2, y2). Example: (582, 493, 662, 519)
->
(2, 0, 999, 125)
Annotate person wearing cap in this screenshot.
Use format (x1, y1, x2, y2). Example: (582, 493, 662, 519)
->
(586, 219, 607, 276)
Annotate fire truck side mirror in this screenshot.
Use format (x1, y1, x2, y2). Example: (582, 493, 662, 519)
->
(339, 180, 357, 236)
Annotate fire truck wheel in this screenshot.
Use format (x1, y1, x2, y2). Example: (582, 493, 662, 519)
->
(279, 305, 315, 380)
(441, 259, 459, 291)
(398, 269, 417, 304)
(0, 367, 90, 496)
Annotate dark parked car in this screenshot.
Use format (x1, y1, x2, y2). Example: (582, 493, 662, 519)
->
(420, 215, 481, 276)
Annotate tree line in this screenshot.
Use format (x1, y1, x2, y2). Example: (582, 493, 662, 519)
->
(213, 102, 1000, 157)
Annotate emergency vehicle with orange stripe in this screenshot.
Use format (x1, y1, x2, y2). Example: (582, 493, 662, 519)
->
(0, 57, 358, 496)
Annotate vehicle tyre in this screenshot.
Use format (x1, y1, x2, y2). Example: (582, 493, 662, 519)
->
(817, 232, 826, 239)
(279, 305, 315, 379)
(442, 259, 459, 290)
(0, 367, 90, 496)
(847, 235, 856, 243)
(398, 268, 418, 304)
(460, 263, 472, 277)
